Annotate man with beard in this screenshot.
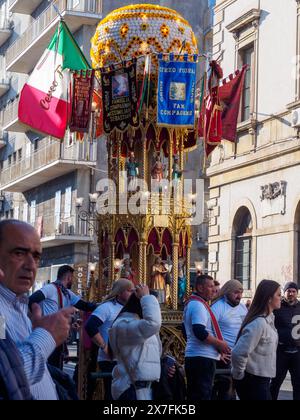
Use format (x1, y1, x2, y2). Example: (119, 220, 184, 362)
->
(270, 282, 300, 400)
(29, 265, 97, 369)
(211, 280, 248, 400)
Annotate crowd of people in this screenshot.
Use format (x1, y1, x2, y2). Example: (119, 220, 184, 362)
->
(0, 220, 300, 401)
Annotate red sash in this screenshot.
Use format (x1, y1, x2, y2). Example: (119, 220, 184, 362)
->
(185, 295, 224, 341)
(53, 284, 63, 310)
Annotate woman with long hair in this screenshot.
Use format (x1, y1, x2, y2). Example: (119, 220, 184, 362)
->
(109, 285, 162, 401)
(232, 280, 281, 400)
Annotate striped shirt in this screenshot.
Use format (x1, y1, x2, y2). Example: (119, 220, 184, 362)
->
(0, 283, 58, 400)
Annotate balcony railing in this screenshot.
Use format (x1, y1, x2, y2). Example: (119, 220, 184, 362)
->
(39, 211, 91, 239)
(0, 139, 97, 188)
(6, 0, 102, 69)
(2, 97, 18, 129)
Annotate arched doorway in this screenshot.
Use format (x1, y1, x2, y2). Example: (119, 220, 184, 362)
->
(233, 207, 253, 290)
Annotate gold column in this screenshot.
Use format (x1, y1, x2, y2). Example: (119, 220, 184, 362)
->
(138, 237, 147, 284)
(172, 234, 179, 310)
(186, 245, 191, 297)
(138, 241, 144, 284)
(109, 241, 116, 289)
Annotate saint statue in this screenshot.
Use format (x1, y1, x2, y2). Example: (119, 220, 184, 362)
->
(126, 152, 139, 192)
(172, 155, 183, 181)
(150, 257, 169, 304)
(151, 154, 166, 193)
(178, 259, 187, 305)
(151, 154, 165, 182)
(121, 258, 138, 286)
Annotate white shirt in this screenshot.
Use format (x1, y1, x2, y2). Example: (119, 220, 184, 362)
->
(91, 299, 123, 362)
(39, 283, 81, 316)
(212, 297, 248, 349)
(184, 299, 220, 360)
(0, 284, 58, 400)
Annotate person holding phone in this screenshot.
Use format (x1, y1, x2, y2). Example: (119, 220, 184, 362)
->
(109, 285, 162, 400)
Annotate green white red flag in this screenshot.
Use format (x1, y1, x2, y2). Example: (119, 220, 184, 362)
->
(18, 21, 90, 139)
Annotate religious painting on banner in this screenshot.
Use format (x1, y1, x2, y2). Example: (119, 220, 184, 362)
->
(70, 70, 95, 133)
(101, 61, 139, 133)
(157, 57, 197, 128)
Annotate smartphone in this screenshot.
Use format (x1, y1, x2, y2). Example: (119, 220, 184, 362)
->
(165, 355, 176, 368)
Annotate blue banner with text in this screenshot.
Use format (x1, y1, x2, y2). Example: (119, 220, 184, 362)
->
(157, 60, 197, 128)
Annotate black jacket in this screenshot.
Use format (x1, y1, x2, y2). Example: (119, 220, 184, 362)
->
(274, 299, 300, 349)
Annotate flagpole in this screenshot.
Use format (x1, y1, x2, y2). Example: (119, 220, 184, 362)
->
(48, 0, 64, 20)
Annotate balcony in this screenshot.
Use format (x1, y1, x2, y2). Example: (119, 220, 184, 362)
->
(1, 97, 26, 132)
(0, 74, 11, 98)
(0, 139, 97, 192)
(9, 0, 44, 15)
(0, 15, 13, 47)
(40, 212, 92, 249)
(6, 0, 103, 73)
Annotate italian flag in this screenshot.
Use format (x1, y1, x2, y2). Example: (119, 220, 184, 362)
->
(19, 21, 90, 139)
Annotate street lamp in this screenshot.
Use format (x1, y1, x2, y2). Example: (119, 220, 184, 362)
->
(76, 194, 100, 235)
(195, 261, 203, 275)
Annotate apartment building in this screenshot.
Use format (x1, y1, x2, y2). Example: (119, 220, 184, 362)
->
(0, 0, 214, 286)
(208, 0, 300, 295)
(0, 0, 104, 286)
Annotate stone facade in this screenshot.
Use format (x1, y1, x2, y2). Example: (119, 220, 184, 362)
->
(208, 0, 300, 294)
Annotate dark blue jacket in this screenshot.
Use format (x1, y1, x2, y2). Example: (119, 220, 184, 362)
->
(0, 334, 33, 400)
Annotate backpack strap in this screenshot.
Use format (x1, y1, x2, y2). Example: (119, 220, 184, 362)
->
(185, 295, 224, 341)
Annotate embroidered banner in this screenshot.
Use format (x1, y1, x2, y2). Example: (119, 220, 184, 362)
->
(101, 61, 139, 133)
(157, 59, 197, 128)
(70, 70, 95, 133)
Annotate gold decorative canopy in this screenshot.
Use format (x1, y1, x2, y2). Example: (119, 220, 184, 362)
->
(91, 3, 199, 74)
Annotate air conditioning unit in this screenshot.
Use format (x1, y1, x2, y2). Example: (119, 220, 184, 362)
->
(291, 108, 300, 127)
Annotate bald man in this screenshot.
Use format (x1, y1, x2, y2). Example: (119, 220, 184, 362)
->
(0, 220, 74, 400)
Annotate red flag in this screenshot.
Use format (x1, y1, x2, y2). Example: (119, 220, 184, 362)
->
(219, 65, 248, 142)
(199, 61, 223, 156)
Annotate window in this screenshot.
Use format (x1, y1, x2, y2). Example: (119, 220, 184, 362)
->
(55, 191, 62, 232)
(65, 187, 72, 219)
(240, 45, 254, 122)
(34, 139, 39, 152)
(234, 208, 253, 290)
(23, 203, 28, 223)
(18, 149, 22, 161)
(14, 206, 19, 220)
(30, 200, 36, 225)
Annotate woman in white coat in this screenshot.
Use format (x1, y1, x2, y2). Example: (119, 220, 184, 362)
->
(232, 279, 281, 400)
(109, 285, 162, 401)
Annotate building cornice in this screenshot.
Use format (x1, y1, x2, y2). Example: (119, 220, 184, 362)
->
(226, 8, 261, 34)
(214, 0, 237, 14)
(207, 139, 300, 183)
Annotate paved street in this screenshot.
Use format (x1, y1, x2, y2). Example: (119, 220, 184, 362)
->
(65, 345, 294, 400)
(279, 375, 293, 400)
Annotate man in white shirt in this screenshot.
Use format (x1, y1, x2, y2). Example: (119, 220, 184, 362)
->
(29, 265, 97, 369)
(183, 275, 231, 400)
(211, 280, 248, 400)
